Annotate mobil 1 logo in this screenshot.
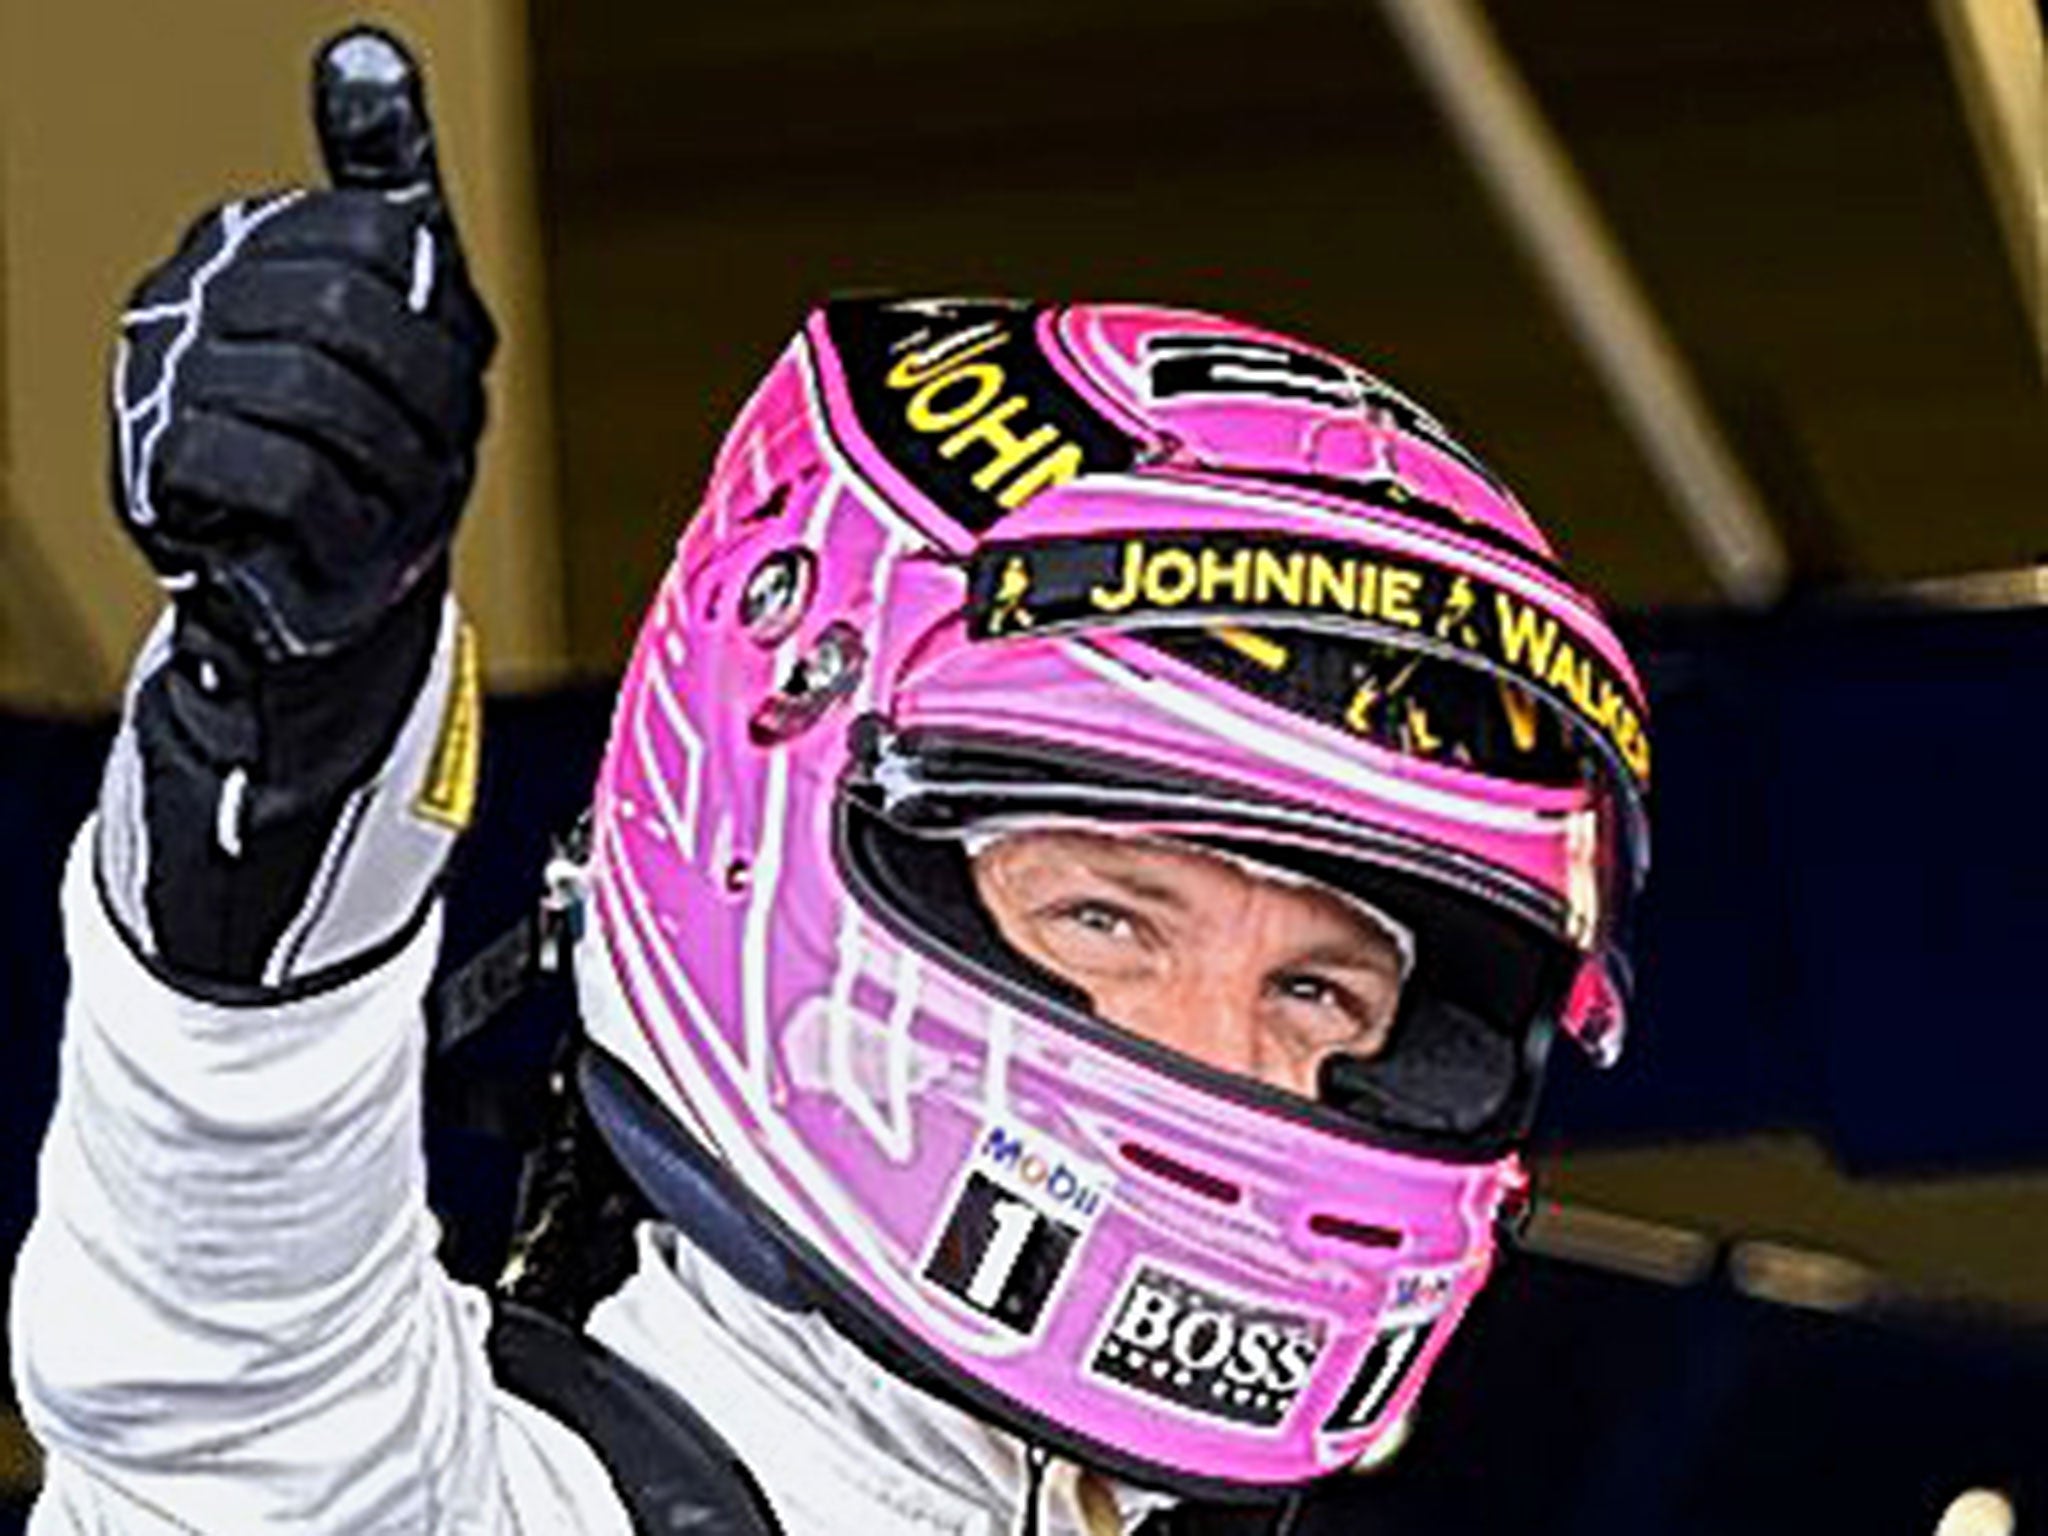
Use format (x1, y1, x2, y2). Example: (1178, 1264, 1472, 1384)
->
(1088, 1262, 1327, 1430)
(923, 1122, 1112, 1337)
(1321, 1264, 1464, 1436)
(1322, 1318, 1437, 1436)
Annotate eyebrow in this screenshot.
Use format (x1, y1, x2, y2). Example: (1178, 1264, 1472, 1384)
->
(1075, 860, 1193, 911)
(1285, 938, 1405, 976)
(1067, 858, 1404, 967)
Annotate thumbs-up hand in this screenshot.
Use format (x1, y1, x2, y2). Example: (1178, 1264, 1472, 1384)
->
(111, 26, 497, 662)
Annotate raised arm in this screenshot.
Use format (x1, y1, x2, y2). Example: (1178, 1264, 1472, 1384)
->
(6, 31, 576, 1531)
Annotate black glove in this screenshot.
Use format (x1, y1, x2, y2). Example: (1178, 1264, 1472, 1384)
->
(112, 29, 495, 662)
(98, 28, 496, 996)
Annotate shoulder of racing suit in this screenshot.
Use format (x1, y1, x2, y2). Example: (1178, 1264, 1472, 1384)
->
(489, 1300, 784, 1536)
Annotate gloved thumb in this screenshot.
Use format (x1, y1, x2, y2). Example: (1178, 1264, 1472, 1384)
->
(313, 26, 445, 209)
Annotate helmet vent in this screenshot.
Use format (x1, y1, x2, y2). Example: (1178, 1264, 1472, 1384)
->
(1119, 1141, 1241, 1205)
(748, 622, 866, 745)
(1307, 1212, 1405, 1251)
(740, 484, 791, 524)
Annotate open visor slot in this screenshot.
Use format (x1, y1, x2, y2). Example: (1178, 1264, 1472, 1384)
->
(839, 728, 1583, 1155)
(853, 723, 1572, 940)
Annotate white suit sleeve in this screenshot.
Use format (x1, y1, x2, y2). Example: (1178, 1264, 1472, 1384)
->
(8, 610, 633, 1533)
(10, 836, 517, 1531)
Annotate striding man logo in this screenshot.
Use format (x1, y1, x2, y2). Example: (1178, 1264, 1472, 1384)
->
(986, 555, 1037, 635)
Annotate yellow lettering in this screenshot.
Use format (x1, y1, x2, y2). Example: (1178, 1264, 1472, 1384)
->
(1307, 553, 1357, 613)
(996, 442, 1085, 509)
(1355, 561, 1380, 617)
(988, 556, 1035, 635)
(1404, 699, 1442, 753)
(1436, 576, 1478, 641)
(1198, 547, 1252, 604)
(1544, 643, 1600, 717)
(414, 621, 482, 830)
(1090, 542, 1147, 612)
(1211, 625, 1290, 672)
(1380, 568, 1423, 628)
(1252, 549, 1304, 606)
(1614, 710, 1651, 782)
(1344, 679, 1381, 735)
(1495, 594, 1558, 676)
(907, 364, 1004, 432)
(886, 325, 1006, 389)
(939, 397, 1059, 491)
(1142, 548, 1200, 607)
(1497, 678, 1541, 753)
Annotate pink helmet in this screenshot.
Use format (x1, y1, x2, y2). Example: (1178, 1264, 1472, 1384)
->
(577, 298, 1650, 1494)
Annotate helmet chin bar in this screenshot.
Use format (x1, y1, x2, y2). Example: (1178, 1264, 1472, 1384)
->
(576, 864, 1523, 1501)
(574, 1048, 1287, 1505)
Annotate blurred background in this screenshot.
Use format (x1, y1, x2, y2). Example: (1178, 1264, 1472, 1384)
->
(1, 1, 2042, 1531)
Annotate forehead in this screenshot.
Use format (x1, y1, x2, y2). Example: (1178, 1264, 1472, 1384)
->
(990, 828, 1256, 883)
(981, 829, 1403, 952)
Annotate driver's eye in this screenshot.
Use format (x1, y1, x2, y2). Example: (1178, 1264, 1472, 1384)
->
(1027, 896, 1160, 982)
(1276, 974, 1338, 1006)
(1052, 899, 1137, 939)
(1269, 972, 1385, 1038)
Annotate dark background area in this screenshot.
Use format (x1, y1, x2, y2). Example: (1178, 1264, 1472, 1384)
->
(528, 0, 2046, 666)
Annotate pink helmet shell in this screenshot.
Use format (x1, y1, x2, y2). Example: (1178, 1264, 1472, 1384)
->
(580, 298, 1649, 1491)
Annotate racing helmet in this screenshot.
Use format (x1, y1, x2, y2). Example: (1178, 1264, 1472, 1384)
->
(575, 298, 1651, 1495)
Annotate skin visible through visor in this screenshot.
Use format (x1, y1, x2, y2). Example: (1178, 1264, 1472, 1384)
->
(970, 830, 1407, 1099)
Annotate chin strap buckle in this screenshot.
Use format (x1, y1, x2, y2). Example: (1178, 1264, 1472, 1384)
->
(429, 814, 590, 1057)
(537, 844, 588, 976)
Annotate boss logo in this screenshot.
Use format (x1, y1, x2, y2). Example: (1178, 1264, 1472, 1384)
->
(1088, 1263, 1326, 1429)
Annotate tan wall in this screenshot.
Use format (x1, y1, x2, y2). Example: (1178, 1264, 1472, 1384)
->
(0, 0, 564, 711)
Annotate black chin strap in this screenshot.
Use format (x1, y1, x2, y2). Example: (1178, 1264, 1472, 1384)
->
(1016, 1442, 1053, 1536)
(578, 1049, 812, 1311)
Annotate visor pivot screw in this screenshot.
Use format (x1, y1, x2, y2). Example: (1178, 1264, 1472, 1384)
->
(798, 624, 860, 693)
(748, 622, 868, 746)
(739, 548, 816, 645)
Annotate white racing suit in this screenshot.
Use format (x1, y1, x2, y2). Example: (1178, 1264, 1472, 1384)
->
(9, 602, 1164, 1536)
